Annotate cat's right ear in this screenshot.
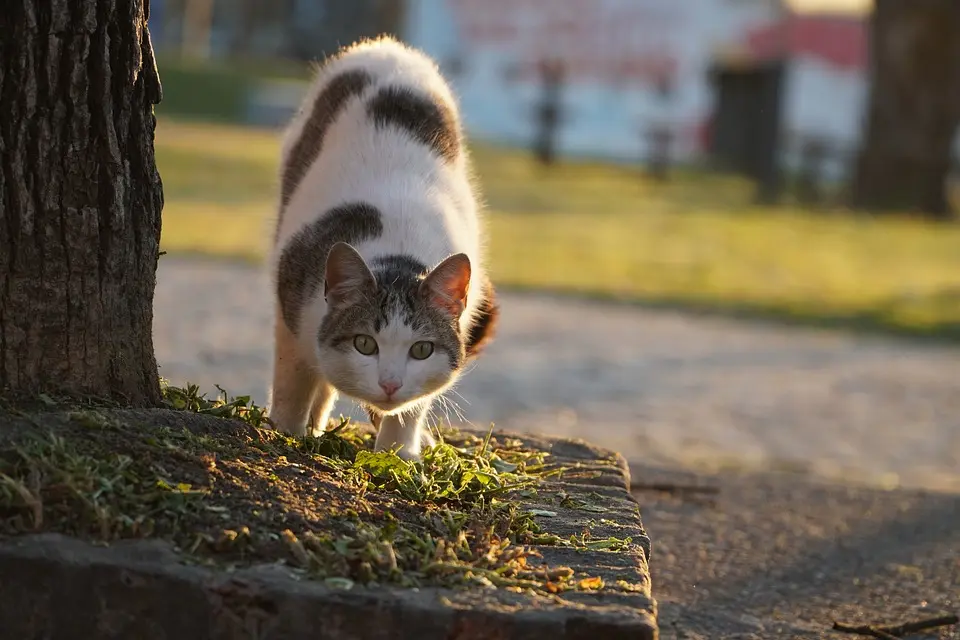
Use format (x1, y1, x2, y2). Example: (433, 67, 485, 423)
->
(324, 242, 376, 308)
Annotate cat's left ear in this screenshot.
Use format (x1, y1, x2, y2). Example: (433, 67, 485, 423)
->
(420, 253, 471, 318)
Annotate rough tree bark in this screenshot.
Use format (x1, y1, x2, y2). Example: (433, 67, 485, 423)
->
(0, 0, 164, 405)
(851, 0, 960, 219)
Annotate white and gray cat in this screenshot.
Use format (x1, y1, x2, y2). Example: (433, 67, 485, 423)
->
(268, 37, 498, 459)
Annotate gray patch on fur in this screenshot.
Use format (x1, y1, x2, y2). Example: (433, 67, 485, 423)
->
(280, 69, 373, 214)
(319, 253, 465, 370)
(369, 255, 429, 331)
(276, 202, 383, 333)
(366, 86, 461, 163)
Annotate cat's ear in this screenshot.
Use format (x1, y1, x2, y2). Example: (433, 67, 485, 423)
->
(325, 242, 376, 307)
(420, 253, 471, 318)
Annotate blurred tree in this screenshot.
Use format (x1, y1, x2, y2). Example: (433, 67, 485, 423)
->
(285, 0, 404, 62)
(228, 0, 258, 56)
(373, 0, 406, 37)
(0, 0, 164, 405)
(181, 0, 215, 58)
(851, 0, 960, 219)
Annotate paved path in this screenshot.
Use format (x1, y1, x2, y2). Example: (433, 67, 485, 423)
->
(154, 257, 960, 492)
(634, 462, 960, 639)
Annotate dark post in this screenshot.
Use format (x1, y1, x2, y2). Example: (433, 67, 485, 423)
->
(645, 75, 675, 181)
(532, 59, 566, 166)
(796, 137, 828, 207)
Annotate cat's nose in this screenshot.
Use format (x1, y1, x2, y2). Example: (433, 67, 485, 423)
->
(379, 380, 402, 396)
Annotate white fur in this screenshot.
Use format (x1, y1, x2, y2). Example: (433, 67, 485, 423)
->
(267, 37, 486, 458)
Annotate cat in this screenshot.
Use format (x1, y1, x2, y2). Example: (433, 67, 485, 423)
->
(267, 36, 499, 460)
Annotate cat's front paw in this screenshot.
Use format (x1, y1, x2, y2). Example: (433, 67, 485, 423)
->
(421, 430, 437, 450)
(373, 435, 421, 460)
(269, 415, 308, 438)
(392, 432, 437, 461)
(395, 445, 422, 462)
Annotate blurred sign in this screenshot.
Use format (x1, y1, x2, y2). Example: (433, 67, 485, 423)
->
(447, 0, 685, 87)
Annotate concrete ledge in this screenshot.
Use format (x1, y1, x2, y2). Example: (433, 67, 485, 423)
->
(0, 429, 657, 640)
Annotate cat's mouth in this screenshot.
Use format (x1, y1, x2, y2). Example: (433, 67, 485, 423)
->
(366, 396, 412, 415)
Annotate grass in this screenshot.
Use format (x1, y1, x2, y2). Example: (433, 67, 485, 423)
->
(156, 117, 960, 340)
(0, 386, 636, 594)
(154, 53, 311, 124)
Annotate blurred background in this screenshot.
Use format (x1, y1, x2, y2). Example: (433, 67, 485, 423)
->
(150, 0, 960, 492)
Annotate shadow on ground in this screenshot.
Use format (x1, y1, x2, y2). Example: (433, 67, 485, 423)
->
(631, 463, 960, 639)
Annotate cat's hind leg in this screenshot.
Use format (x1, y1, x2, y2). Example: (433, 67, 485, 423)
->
(268, 315, 336, 437)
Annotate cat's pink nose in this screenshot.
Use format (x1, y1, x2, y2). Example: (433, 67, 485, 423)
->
(379, 380, 402, 396)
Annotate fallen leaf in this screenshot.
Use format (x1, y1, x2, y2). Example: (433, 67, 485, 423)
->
(578, 576, 604, 590)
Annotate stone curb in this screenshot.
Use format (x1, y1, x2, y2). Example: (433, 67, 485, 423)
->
(0, 429, 657, 640)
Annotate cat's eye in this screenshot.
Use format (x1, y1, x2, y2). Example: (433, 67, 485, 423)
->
(409, 341, 435, 360)
(353, 334, 378, 356)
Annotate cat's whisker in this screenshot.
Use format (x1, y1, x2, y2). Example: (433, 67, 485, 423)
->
(427, 409, 443, 441)
(434, 393, 454, 422)
(444, 396, 465, 426)
(459, 361, 478, 376)
(447, 387, 471, 407)
(449, 400, 467, 425)
(430, 396, 450, 430)
(418, 402, 446, 446)
(440, 389, 470, 424)
(438, 392, 470, 428)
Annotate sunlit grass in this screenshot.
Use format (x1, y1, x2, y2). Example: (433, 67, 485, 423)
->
(0, 385, 620, 594)
(156, 118, 960, 339)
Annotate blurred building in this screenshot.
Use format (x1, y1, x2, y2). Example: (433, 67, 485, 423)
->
(404, 0, 872, 179)
(153, 0, 958, 182)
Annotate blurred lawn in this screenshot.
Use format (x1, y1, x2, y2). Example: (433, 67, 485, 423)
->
(157, 118, 960, 340)
(155, 53, 311, 123)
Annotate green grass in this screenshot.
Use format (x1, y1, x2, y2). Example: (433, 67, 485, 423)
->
(156, 118, 960, 340)
(2, 386, 626, 593)
(155, 53, 311, 123)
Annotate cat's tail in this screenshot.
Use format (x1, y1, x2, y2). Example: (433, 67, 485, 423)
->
(465, 277, 500, 360)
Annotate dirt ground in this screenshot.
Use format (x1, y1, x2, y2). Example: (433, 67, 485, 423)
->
(0, 407, 390, 567)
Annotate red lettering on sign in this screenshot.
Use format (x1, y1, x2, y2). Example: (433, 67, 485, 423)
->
(448, 0, 685, 86)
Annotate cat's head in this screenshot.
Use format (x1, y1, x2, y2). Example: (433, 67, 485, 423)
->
(316, 242, 471, 414)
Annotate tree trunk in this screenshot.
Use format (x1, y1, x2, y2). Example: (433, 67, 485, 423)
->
(374, 0, 406, 37)
(851, 0, 960, 219)
(181, 0, 214, 59)
(229, 0, 259, 57)
(0, 0, 164, 405)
